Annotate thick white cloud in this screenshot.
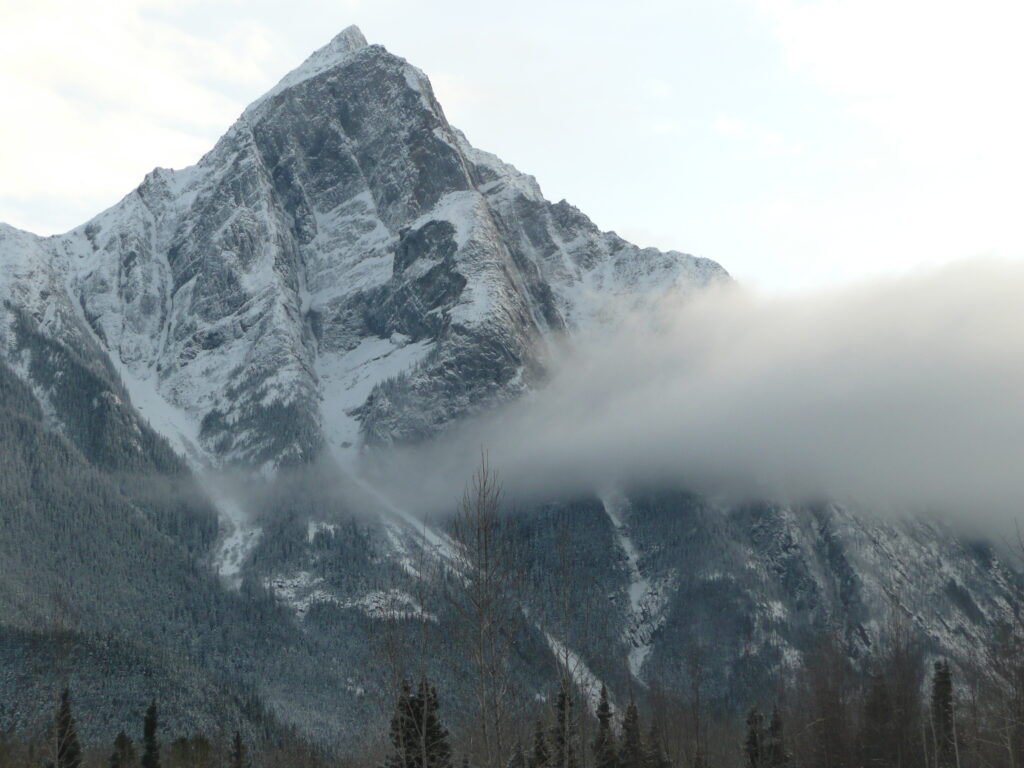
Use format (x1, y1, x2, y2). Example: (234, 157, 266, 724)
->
(369, 259, 1024, 531)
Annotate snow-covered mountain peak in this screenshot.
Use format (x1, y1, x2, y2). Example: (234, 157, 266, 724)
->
(0, 25, 727, 469)
(326, 24, 369, 53)
(243, 24, 371, 120)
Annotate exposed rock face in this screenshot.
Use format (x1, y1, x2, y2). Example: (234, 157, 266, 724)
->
(3, 25, 724, 471)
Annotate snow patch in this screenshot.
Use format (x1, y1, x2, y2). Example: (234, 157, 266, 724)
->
(318, 336, 434, 462)
(244, 26, 368, 121)
(307, 520, 339, 543)
(207, 481, 262, 589)
(264, 571, 339, 618)
(543, 632, 606, 715)
(600, 490, 673, 680)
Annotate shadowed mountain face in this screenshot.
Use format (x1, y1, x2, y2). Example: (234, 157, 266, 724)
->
(0, 25, 1016, 750)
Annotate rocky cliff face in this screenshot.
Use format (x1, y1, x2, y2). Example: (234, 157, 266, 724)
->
(0, 25, 1017, 748)
(5, 25, 723, 473)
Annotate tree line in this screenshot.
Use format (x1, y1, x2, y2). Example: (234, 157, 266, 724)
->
(5, 454, 1024, 767)
(1, 689, 251, 768)
(8, 644, 1015, 768)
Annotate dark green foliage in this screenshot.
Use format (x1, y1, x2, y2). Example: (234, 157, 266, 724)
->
(860, 673, 894, 767)
(551, 689, 577, 768)
(929, 660, 955, 768)
(592, 685, 617, 768)
(530, 720, 550, 768)
(0, 354, 384, 748)
(507, 742, 526, 768)
(644, 723, 671, 768)
(385, 679, 452, 768)
(745, 708, 765, 768)
(12, 311, 187, 477)
(142, 701, 160, 768)
(619, 701, 643, 768)
(54, 687, 82, 768)
(109, 731, 138, 768)
(763, 708, 788, 768)
(230, 730, 247, 768)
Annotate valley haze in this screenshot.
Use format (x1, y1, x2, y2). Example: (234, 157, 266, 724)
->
(373, 258, 1024, 533)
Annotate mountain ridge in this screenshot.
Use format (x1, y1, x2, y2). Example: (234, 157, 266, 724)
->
(2, 25, 726, 472)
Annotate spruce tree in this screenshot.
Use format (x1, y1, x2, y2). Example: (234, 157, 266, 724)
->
(644, 722, 671, 768)
(141, 700, 160, 768)
(619, 701, 644, 768)
(930, 660, 956, 768)
(109, 731, 138, 768)
(54, 687, 82, 768)
(745, 708, 765, 768)
(230, 730, 247, 768)
(385, 678, 453, 768)
(388, 680, 416, 768)
(763, 708, 788, 768)
(552, 688, 578, 768)
(531, 719, 551, 768)
(593, 685, 618, 768)
(861, 672, 894, 767)
(420, 681, 453, 768)
(508, 742, 527, 768)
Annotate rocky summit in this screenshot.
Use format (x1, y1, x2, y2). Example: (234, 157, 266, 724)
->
(0, 26, 1016, 751)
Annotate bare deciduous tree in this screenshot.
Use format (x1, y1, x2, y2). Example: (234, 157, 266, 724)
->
(448, 452, 520, 768)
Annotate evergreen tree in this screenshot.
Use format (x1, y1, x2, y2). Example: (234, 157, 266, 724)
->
(531, 720, 551, 768)
(764, 708, 788, 768)
(593, 685, 618, 768)
(745, 708, 765, 768)
(507, 742, 527, 768)
(54, 687, 82, 768)
(230, 730, 247, 768)
(141, 700, 160, 768)
(109, 731, 138, 768)
(388, 680, 415, 768)
(385, 678, 453, 768)
(644, 722, 671, 768)
(619, 701, 644, 768)
(861, 672, 895, 767)
(420, 681, 453, 768)
(552, 688, 578, 768)
(930, 661, 956, 768)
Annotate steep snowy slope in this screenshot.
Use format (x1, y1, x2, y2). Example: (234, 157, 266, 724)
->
(8, 26, 723, 475)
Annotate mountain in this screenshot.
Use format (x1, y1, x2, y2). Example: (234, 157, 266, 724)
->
(0, 25, 1017, 751)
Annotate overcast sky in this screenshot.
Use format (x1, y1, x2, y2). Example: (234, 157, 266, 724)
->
(2, 0, 1022, 292)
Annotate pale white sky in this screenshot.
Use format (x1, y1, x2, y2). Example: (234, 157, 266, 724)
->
(2, 0, 1022, 292)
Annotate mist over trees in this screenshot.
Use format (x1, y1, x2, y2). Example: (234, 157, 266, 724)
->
(2, 460, 1024, 765)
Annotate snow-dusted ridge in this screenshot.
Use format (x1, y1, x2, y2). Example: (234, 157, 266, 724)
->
(243, 25, 369, 121)
(0, 23, 726, 476)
